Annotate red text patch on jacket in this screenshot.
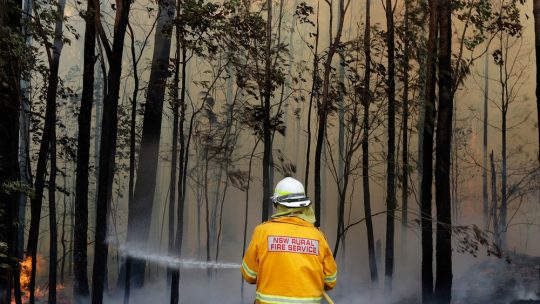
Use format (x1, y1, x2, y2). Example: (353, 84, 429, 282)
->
(267, 236, 319, 255)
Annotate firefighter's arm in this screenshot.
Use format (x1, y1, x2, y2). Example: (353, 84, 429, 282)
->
(321, 235, 338, 290)
(241, 226, 260, 284)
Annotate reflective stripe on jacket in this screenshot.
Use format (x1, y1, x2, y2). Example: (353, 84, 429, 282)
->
(241, 217, 338, 304)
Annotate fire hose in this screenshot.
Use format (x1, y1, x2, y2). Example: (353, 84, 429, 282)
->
(323, 291, 334, 304)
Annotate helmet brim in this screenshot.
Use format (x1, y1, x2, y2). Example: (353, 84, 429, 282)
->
(276, 199, 311, 208)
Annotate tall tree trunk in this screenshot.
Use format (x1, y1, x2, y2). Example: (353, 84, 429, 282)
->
(74, 0, 96, 298)
(167, 38, 179, 274)
(91, 0, 133, 301)
(304, 3, 320, 191)
(498, 41, 508, 249)
(482, 51, 489, 230)
(0, 0, 22, 301)
(168, 14, 181, 302)
(401, 0, 410, 248)
(126, 0, 175, 286)
(26, 0, 66, 300)
(434, 0, 453, 301)
(241, 140, 259, 303)
(119, 21, 139, 300)
(18, 0, 33, 267)
(416, 3, 427, 204)
(314, 0, 346, 227)
(170, 35, 188, 304)
(261, 0, 273, 222)
(490, 151, 499, 245)
(421, 0, 438, 302)
(362, 0, 378, 285)
(384, 0, 396, 292)
(534, 0, 540, 166)
(48, 121, 57, 304)
(60, 160, 67, 284)
(337, 0, 345, 238)
(500, 109, 507, 249)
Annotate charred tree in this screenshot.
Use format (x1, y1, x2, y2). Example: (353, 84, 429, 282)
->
(482, 51, 489, 230)
(171, 43, 191, 303)
(401, 0, 410, 245)
(304, 3, 320, 191)
(73, 0, 96, 297)
(314, 0, 347, 227)
(384, 0, 396, 292)
(261, 0, 273, 222)
(421, 0, 438, 301)
(434, 0, 453, 301)
(490, 151, 499, 245)
(48, 120, 57, 304)
(91, 0, 134, 300)
(362, 0, 378, 285)
(0, 0, 22, 301)
(126, 0, 175, 287)
(169, 8, 182, 302)
(26, 0, 66, 301)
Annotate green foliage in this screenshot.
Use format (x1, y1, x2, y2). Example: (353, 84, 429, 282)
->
(451, 0, 524, 90)
(176, 0, 234, 57)
(1, 180, 34, 198)
(294, 2, 315, 27)
(240, 104, 286, 139)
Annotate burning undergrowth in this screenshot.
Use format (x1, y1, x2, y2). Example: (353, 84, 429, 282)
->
(12, 255, 68, 304)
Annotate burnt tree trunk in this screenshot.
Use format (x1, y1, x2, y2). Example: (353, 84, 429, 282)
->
(48, 5, 66, 300)
(48, 120, 57, 304)
(401, 0, 410, 246)
(490, 151, 499, 245)
(304, 5, 320, 191)
(126, 0, 175, 286)
(421, 0, 438, 301)
(26, 0, 66, 299)
(314, 0, 346, 227)
(362, 0, 378, 285)
(384, 0, 396, 293)
(434, 0, 453, 301)
(91, 0, 133, 301)
(0, 0, 22, 302)
(482, 52, 489, 230)
(74, 0, 96, 298)
(261, 0, 273, 222)
(171, 41, 188, 304)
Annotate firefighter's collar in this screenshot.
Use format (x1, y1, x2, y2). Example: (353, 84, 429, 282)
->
(270, 215, 315, 227)
(271, 205, 316, 224)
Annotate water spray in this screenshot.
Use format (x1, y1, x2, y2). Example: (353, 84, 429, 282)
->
(119, 245, 335, 303)
(119, 246, 241, 270)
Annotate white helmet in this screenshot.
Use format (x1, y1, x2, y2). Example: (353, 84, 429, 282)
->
(271, 177, 311, 208)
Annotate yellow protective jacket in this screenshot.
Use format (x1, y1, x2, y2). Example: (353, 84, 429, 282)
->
(241, 216, 338, 304)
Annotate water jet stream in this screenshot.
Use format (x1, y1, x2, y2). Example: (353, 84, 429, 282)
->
(119, 246, 241, 269)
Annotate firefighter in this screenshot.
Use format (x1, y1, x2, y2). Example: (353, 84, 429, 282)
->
(241, 177, 338, 304)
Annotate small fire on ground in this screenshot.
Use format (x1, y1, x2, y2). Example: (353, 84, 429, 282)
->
(11, 255, 65, 304)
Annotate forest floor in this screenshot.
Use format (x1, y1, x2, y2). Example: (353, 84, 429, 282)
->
(453, 254, 540, 304)
(11, 253, 540, 303)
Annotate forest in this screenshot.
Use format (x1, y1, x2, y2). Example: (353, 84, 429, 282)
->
(1, 0, 540, 302)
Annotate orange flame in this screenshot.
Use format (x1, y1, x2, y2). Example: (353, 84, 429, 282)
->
(11, 255, 47, 303)
(11, 255, 67, 303)
(19, 255, 32, 291)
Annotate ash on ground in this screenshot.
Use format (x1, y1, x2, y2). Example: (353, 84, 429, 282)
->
(454, 254, 540, 304)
